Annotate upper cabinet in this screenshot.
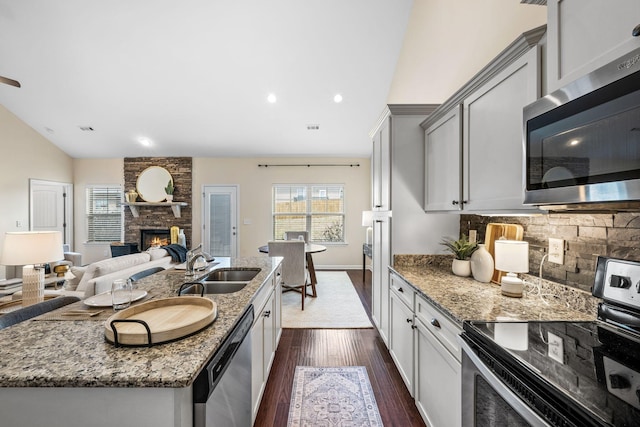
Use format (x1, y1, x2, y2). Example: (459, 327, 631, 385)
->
(371, 116, 391, 211)
(421, 26, 545, 214)
(547, 0, 640, 93)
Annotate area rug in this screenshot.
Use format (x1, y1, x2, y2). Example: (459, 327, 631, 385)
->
(282, 271, 372, 328)
(288, 366, 383, 427)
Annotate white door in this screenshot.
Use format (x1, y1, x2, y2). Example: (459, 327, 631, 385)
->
(30, 179, 73, 246)
(203, 185, 238, 257)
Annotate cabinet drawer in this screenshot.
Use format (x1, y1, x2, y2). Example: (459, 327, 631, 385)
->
(390, 273, 414, 310)
(415, 294, 461, 362)
(252, 273, 275, 314)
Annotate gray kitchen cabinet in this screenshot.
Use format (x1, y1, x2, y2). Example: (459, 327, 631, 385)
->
(424, 105, 462, 212)
(389, 273, 416, 396)
(414, 293, 462, 427)
(546, 0, 640, 93)
(370, 106, 459, 346)
(388, 270, 462, 427)
(422, 26, 545, 214)
(250, 266, 281, 423)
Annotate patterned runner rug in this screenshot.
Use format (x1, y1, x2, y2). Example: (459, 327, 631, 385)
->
(287, 366, 384, 426)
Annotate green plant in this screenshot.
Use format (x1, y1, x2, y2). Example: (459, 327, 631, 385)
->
(440, 234, 478, 260)
(164, 180, 174, 195)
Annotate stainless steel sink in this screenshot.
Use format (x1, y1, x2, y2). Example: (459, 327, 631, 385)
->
(202, 268, 260, 282)
(179, 268, 261, 295)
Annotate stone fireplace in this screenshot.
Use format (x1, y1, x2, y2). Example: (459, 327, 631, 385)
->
(141, 229, 171, 250)
(123, 157, 192, 250)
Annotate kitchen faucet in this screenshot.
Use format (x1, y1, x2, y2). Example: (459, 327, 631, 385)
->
(186, 244, 207, 277)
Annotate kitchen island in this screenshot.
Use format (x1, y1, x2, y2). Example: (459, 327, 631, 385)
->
(0, 255, 280, 427)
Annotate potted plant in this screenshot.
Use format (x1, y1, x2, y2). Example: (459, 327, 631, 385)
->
(441, 234, 478, 277)
(164, 180, 174, 202)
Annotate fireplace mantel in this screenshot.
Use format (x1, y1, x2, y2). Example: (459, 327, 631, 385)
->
(124, 202, 188, 218)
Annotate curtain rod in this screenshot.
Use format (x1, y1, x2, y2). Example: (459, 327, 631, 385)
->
(258, 163, 360, 168)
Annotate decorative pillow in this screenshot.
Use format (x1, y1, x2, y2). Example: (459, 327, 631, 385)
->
(65, 266, 87, 291)
(147, 248, 168, 261)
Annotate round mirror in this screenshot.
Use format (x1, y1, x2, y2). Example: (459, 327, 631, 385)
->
(136, 166, 173, 202)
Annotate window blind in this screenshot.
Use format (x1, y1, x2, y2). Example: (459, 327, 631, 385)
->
(86, 186, 123, 242)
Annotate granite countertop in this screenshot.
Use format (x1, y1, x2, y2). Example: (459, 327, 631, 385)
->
(0, 255, 279, 388)
(391, 255, 599, 326)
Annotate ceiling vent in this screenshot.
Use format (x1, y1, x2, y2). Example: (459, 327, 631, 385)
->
(79, 126, 94, 131)
(306, 124, 320, 130)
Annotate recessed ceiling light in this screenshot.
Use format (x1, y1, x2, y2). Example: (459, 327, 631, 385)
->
(267, 93, 277, 104)
(334, 94, 343, 103)
(137, 137, 152, 147)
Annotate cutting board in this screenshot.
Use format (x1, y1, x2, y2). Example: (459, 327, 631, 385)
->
(484, 223, 524, 285)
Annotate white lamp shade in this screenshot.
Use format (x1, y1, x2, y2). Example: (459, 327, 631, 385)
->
(494, 240, 529, 273)
(1, 231, 64, 265)
(362, 211, 373, 227)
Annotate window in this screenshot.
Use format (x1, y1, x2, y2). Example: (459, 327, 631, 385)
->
(86, 186, 123, 243)
(273, 184, 345, 243)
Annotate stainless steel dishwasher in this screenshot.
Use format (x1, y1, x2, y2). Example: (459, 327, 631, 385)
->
(193, 305, 253, 427)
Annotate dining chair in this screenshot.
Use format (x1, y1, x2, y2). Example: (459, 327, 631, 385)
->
(0, 296, 81, 330)
(268, 240, 314, 310)
(284, 231, 309, 243)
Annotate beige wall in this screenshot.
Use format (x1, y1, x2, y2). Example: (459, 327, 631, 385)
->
(193, 157, 370, 268)
(388, 0, 546, 104)
(72, 157, 371, 268)
(73, 158, 124, 264)
(0, 104, 73, 278)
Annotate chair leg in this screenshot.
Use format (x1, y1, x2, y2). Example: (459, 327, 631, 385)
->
(301, 286, 305, 310)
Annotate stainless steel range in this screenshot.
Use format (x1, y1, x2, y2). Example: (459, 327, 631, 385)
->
(460, 256, 640, 427)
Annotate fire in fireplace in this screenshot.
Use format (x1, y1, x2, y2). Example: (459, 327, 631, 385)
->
(141, 229, 171, 250)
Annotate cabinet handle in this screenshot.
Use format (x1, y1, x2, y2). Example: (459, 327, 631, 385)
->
(397, 287, 404, 293)
(431, 318, 441, 328)
(406, 318, 412, 324)
(452, 200, 459, 205)
(633, 24, 640, 37)
(263, 310, 271, 318)
(411, 325, 417, 330)
(461, 200, 467, 205)
(375, 204, 382, 208)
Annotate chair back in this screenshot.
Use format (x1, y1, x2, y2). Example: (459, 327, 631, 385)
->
(268, 240, 306, 287)
(0, 296, 80, 330)
(129, 266, 165, 283)
(284, 231, 309, 243)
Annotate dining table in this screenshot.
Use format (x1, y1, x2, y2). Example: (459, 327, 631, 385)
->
(258, 242, 327, 288)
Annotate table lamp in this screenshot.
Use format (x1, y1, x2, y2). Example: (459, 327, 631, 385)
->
(362, 211, 373, 245)
(1, 231, 63, 306)
(494, 240, 529, 298)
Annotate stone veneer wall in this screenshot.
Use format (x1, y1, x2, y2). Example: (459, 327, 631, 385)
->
(461, 213, 640, 293)
(124, 157, 192, 250)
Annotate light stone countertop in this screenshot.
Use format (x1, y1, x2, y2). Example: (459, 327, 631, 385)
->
(0, 255, 279, 388)
(391, 255, 599, 326)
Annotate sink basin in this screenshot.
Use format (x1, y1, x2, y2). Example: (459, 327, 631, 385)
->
(178, 268, 260, 295)
(202, 268, 260, 282)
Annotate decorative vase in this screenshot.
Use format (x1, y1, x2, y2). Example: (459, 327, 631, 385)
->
(126, 189, 138, 203)
(165, 194, 173, 202)
(452, 259, 471, 277)
(471, 244, 494, 283)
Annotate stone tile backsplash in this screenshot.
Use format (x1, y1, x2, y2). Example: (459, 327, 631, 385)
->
(461, 213, 640, 293)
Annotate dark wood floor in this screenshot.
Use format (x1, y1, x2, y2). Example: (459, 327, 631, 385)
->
(254, 269, 426, 426)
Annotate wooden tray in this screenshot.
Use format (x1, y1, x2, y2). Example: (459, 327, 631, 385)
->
(484, 223, 524, 285)
(104, 296, 217, 347)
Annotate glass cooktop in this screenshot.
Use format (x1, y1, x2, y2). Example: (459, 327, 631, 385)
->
(464, 319, 640, 427)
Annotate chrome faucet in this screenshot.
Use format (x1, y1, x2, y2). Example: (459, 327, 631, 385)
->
(186, 244, 206, 277)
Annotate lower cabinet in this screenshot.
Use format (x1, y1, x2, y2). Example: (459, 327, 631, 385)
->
(251, 266, 282, 424)
(388, 271, 462, 427)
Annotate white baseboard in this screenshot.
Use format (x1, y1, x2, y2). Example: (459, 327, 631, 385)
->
(315, 265, 363, 270)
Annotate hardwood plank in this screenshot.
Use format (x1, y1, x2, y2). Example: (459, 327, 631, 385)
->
(254, 269, 426, 427)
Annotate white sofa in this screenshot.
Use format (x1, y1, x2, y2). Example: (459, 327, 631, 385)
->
(12, 248, 175, 300)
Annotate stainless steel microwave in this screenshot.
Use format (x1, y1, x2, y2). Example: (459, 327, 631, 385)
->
(523, 46, 640, 211)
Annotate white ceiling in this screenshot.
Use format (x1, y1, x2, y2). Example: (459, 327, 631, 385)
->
(0, 0, 413, 159)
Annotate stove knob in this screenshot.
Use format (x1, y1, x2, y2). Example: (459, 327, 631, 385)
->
(610, 275, 631, 288)
(609, 374, 630, 389)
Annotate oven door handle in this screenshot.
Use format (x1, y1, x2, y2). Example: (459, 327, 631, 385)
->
(459, 338, 551, 427)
